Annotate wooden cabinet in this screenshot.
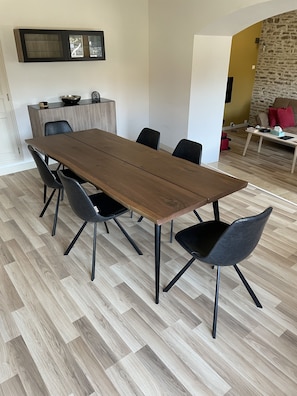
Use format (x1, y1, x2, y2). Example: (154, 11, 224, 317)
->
(14, 29, 105, 62)
(28, 99, 116, 138)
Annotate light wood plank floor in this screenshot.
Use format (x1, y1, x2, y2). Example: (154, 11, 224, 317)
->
(1, 144, 297, 395)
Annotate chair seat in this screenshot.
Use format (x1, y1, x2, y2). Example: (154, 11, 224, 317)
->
(175, 221, 229, 259)
(89, 193, 128, 218)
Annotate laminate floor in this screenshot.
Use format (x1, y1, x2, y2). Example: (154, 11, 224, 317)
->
(0, 152, 297, 395)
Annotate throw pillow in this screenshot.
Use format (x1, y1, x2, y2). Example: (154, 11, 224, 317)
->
(268, 107, 278, 127)
(276, 106, 295, 128)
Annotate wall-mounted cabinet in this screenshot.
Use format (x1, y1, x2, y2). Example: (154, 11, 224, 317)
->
(14, 29, 105, 62)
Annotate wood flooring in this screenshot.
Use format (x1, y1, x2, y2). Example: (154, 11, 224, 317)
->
(1, 137, 297, 395)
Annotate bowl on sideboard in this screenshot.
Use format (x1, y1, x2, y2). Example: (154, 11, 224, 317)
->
(61, 95, 81, 105)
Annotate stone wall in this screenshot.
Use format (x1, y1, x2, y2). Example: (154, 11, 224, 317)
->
(249, 11, 297, 125)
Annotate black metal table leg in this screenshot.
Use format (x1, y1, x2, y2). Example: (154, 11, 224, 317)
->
(155, 224, 161, 304)
(213, 200, 220, 221)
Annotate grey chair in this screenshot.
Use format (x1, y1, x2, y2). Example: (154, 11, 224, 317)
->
(58, 170, 143, 281)
(170, 139, 203, 242)
(28, 144, 84, 236)
(136, 127, 160, 150)
(43, 120, 73, 202)
(164, 206, 273, 338)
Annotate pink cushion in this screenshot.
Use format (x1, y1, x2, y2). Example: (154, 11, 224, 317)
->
(268, 107, 278, 127)
(276, 106, 295, 128)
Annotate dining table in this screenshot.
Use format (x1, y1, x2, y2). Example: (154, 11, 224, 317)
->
(26, 128, 248, 303)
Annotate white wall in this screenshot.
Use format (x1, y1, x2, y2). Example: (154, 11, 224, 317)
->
(0, 0, 149, 168)
(2, 0, 297, 173)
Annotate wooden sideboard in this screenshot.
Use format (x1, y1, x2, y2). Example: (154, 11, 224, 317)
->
(28, 98, 116, 137)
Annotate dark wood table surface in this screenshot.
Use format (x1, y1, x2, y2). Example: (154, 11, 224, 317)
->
(26, 129, 247, 303)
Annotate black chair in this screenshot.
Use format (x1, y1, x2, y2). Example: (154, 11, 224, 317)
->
(28, 144, 84, 236)
(58, 170, 143, 281)
(135, 127, 161, 221)
(136, 127, 160, 150)
(170, 139, 203, 242)
(163, 207, 273, 338)
(43, 120, 73, 202)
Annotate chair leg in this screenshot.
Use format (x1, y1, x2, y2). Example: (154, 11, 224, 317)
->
(64, 221, 88, 255)
(113, 218, 143, 255)
(91, 222, 97, 281)
(193, 209, 203, 223)
(51, 189, 61, 236)
(104, 222, 109, 233)
(212, 266, 221, 339)
(40, 189, 56, 218)
(137, 216, 143, 223)
(170, 220, 174, 243)
(233, 264, 262, 308)
(163, 257, 195, 292)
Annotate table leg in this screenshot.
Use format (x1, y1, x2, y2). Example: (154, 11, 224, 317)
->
(258, 136, 263, 153)
(213, 201, 220, 221)
(155, 224, 161, 304)
(291, 146, 297, 173)
(243, 132, 252, 156)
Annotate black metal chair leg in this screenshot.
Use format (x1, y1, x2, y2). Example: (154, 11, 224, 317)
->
(212, 266, 221, 339)
(170, 220, 174, 243)
(91, 223, 97, 281)
(233, 264, 262, 308)
(64, 221, 88, 255)
(193, 209, 203, 223)
(137, 216, 143, 223)
(104, 222, 109, 233)
(51, 189, 61, 236)
(113, 218, 143, 255)
(163, 257, 195, 292)
(40, 189, 56, 218)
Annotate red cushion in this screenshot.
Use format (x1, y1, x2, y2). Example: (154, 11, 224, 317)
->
(268, 107, 278, 127)
(276, 106, 295, 128)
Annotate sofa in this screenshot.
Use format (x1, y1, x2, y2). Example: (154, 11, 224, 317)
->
(256, 97, 297, 134)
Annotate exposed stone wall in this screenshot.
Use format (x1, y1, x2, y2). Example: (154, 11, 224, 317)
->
(249, 11, 297, 125)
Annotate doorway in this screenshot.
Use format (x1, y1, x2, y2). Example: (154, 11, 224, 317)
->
(0, 40, 22, 166)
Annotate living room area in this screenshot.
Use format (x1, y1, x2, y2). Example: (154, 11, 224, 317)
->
(217, 9, 297, 205)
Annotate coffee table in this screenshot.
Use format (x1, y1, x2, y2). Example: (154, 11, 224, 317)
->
(243, 127, 297, 173)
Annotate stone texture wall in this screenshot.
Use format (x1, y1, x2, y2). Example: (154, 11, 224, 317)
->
(249, 11, 297, 125)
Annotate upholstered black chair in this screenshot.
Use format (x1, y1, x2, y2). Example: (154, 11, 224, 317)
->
(136, 127, 160, 150)
(170, 139, 203, 242)
(135, 127, 161, 221)
(164, 207, 273, 338)
(58, 170, 143, 281)
(43, 120, 73, 202)
(28, 144, 84, 236)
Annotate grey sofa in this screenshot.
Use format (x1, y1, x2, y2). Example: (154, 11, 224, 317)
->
(256, 97, 297, 134)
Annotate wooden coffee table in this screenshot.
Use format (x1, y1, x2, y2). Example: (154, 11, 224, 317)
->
(243, 127, 297, 173)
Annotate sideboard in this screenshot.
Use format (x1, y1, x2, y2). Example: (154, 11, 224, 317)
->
(28, 98, 116, 138)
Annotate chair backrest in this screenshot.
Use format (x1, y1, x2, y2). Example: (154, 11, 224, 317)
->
(58, 170, 101, 223)
(136, 128, 160, 149)
(172, 139, 202, 164)
(28, 145, 62, 189)
(44, 120, 73, 136)
(202, 207, 273, 267)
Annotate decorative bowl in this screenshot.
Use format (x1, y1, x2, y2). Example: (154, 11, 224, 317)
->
(61, 95, 81, 105)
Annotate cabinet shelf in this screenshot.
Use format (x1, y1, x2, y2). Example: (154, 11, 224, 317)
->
(14, 29, 105, 62)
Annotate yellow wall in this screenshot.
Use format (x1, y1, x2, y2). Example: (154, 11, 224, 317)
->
(224, 22, 262, 127)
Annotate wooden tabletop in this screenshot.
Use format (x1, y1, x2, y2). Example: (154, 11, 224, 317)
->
(26, 129, 247, 224)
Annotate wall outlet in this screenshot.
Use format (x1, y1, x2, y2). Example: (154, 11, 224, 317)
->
(244, 119, 248, 124)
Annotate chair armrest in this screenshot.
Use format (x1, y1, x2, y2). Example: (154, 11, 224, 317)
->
(256, 111, 269, 127)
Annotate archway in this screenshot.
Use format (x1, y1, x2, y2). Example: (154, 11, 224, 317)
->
(188, 0, 297, 164)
